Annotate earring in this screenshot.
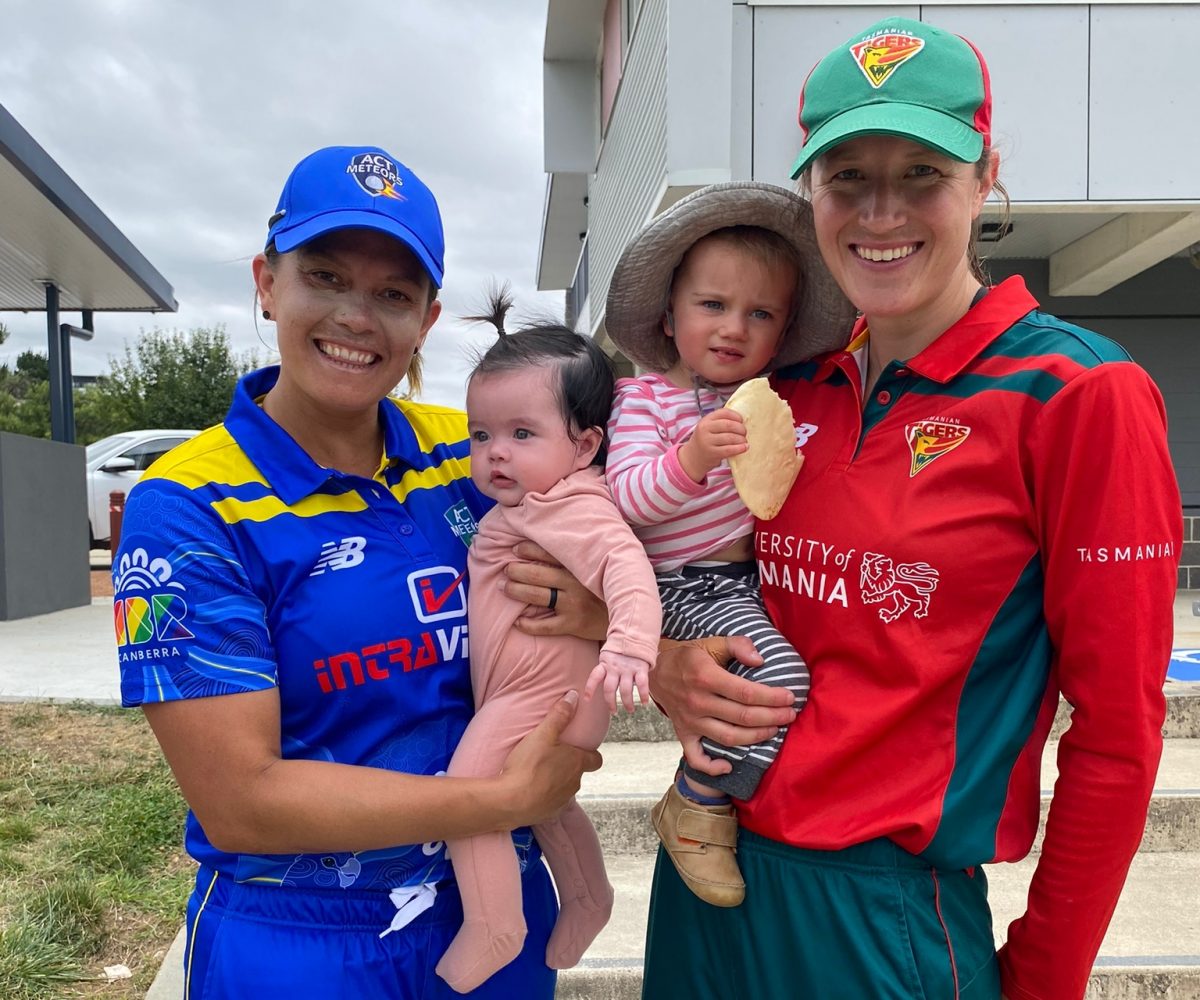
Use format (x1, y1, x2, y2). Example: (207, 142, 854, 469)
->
(262, 309, 271, 320)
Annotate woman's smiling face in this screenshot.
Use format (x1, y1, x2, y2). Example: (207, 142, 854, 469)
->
(809, 134, 996, 337)
(254, 229, 440, 420)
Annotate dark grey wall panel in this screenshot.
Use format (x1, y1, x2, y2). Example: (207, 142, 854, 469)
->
(988, 259, 1200, 508)
(1080, 319, 1200, 510)
(0, 432, 90, 620)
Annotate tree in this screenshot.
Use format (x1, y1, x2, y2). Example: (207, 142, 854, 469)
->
(0, 325, 51, 439)
(78, 327, 258, 439)
(0, 325, 258, 444)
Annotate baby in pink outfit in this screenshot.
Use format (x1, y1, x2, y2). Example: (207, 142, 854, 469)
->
(435, 304, 662, 993)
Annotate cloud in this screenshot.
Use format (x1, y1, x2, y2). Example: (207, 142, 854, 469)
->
(0, 0, 565, 410)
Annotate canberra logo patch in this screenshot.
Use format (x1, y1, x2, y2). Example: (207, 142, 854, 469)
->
(347, 152, 405, 200)
(113, 548, 192, 647)
(905, 418, 971, 477)
(850, 30, 925, 89)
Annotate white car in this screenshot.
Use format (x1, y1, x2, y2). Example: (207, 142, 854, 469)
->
(86, 429, 199, 545)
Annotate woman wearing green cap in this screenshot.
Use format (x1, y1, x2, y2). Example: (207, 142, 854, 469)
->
(113, 145, 604, 998)
(642, 17, 1181, 1000)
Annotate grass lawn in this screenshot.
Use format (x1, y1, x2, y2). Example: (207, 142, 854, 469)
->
(0, 702, 191, 999)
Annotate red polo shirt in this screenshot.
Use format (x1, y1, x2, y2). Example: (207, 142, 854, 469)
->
(746, 276, 1181, 1000)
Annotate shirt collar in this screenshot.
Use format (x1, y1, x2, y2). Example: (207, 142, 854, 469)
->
(812, 275, 1038, 386)
(224, 366, 423, 505)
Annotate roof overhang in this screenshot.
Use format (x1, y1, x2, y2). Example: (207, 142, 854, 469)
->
(980, 201, 1200, 297)
(544, 0, 606, 60)
(0, 103, 177, 313)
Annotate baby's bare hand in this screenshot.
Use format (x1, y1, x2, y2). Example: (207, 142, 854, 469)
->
(679, 408, 747, 481)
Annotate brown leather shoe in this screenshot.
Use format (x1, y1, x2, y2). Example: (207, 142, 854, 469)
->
(650, 783, 745, 907)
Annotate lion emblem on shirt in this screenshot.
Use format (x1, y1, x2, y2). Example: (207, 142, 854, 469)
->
(859, 553, 939, 623)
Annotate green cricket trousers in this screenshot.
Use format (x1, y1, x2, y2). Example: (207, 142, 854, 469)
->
(642, 830, 1001, 999)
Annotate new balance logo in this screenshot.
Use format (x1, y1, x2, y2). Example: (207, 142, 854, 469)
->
(310, 536, 368, 576)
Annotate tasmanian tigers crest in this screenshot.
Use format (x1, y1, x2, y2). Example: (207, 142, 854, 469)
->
(860, 552, 939, 623)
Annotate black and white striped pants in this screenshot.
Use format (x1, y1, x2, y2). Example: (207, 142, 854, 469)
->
(658, 561, 809, 800)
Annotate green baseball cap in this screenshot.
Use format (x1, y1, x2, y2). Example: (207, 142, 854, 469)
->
(789, 17, 992, 179)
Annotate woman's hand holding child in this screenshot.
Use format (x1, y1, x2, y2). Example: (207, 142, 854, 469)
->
(497, 690, 603, 828)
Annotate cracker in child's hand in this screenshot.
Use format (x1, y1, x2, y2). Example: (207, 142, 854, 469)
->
(726, 378, 804, 520)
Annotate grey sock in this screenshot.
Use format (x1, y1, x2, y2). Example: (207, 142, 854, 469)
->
(682, 759, 769, 801)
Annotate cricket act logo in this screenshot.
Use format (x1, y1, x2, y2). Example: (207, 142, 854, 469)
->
(407, 566, 467, 624)
(113, 548, 192, 654)
(850, 31, 925, 88)
(905, 418, 971, 478)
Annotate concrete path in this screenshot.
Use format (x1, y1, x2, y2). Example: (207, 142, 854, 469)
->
(3, 588, 1197, 706)
(0, 599, 120, 702)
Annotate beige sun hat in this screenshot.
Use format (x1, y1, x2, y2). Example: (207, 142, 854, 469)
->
(604, 182, 856, 374)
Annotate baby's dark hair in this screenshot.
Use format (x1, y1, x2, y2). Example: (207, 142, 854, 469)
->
(466, 287, 615, 467)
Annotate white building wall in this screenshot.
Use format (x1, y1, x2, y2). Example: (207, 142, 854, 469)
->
(588, 0, 669, 339)
(1089, 5, 1199, 199)
(748, 4, 1200, 200)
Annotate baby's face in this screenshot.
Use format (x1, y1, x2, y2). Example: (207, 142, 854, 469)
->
(662, 237, 795, 388)
(467, 368, 588, 506)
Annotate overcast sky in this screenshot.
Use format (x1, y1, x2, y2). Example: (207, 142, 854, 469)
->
(0, 0, 565, 409)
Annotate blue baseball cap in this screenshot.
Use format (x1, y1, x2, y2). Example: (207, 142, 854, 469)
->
(266, 145, 445, 287)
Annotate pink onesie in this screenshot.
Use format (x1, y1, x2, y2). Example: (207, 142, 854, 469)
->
(435, 466, 662, 993)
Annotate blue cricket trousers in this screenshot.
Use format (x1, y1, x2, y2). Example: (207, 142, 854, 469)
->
(182, 860, 558, 999)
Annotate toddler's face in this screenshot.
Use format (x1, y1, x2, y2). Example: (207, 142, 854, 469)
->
(662, 236, 795, 388)
(467, 368, 595, 506)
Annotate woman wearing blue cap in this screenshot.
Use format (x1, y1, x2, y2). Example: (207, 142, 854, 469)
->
(112, 145, 602, 998)
(641, 17, 1180, 1000)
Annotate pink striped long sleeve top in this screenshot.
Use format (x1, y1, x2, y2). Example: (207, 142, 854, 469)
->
(605, 374, 753, 572)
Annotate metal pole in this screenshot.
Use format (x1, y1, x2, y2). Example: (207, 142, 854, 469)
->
(45, 283, 66, 442)
(60, 321, 76, 444)
(65, 310, 94, 444)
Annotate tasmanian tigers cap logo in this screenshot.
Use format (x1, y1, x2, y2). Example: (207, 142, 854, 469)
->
(790, 16, 991, 179)
(851, 32, 925, 89)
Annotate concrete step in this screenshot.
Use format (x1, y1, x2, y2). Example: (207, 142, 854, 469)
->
(605, 684, 1200, 742)
(579, 739, 1200, 855)
(557, 851, 1200, 999)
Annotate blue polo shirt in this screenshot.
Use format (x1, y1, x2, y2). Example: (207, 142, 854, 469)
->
(114, 366, 501, 891)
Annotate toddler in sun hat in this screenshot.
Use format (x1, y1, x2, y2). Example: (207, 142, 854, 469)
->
(603, 182, 854, 907)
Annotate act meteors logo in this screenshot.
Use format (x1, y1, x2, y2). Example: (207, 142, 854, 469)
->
(850, 31, 925, 89)
(905, 418, 971, 478)
(346, 152, 406, 200)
